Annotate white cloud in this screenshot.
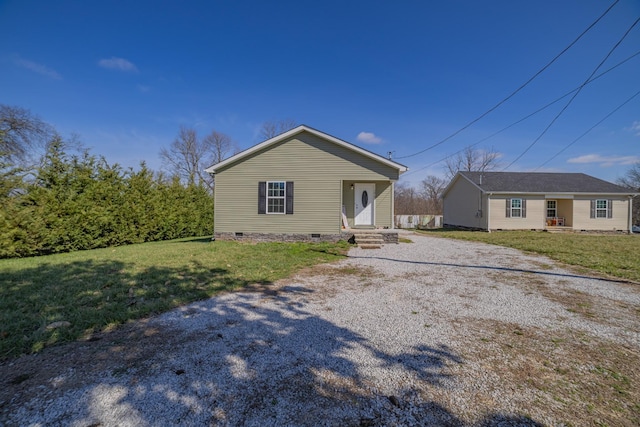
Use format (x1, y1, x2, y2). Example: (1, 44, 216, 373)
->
(14, 57, 61, 79)
(627, 120, 640, 136)
(567, 154, 640, 167)
(98, 57, 138, 72)
(357, 131, 383, 144)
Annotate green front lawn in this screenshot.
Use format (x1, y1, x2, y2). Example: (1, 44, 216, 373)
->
(419, 230, 640, 282)
(0, 237, 349, 359)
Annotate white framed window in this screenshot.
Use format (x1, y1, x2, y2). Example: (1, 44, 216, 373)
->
(258, 181, 294, 215)
(510, 198, 522, 218)
(546, 200, 557, 218)
(595, 199, 608, 218)
(267, 181, 286, 214)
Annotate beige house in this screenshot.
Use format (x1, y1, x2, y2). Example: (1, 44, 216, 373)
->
(443, 171, 636, 233)
(205, 125, 407, 241)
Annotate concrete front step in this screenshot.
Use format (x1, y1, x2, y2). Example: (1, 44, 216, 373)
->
(352, 232, 385, 249)
(359, 244, 382, 249)
(356, 237, 384, 243)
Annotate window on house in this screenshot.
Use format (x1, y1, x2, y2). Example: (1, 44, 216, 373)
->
(547, 200, 557, 218)
(595, 199, 608, 218)
(267, 181, 286, 214)
(258, 181, 294, 215)
(511, 198, 522, 218)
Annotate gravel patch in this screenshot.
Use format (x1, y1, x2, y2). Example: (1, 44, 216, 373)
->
(2, 233, 639, 426)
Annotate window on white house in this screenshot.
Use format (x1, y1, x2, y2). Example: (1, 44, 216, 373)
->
(595, 199, 608, 218)
(267, 181, 285, 214)
(547, 200, 557, 218)
(511, 198, 522, 218)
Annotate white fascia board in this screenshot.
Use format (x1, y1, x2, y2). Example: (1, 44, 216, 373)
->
(205, 125, 408, 174)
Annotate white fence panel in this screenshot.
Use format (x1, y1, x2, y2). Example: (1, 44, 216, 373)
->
(395, 215, 442, 229)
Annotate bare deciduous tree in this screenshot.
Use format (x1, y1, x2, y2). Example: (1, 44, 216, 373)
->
(160, 126, 238, 192)
(259, 119, 298, 141)
(617, 162, 640, 226)
(203, 130, 238, 166)
(394, 182, 428, 215)
(443, 146, 501, 180)
(420, 175, 447, 214)
(0, 104, 53, 164)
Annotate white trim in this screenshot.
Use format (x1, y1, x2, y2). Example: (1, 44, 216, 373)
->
(546, 199, 557, 218)
(487, 194, 491, 232)
(205, 125, 408, 174)
(510, 198, 523, 218)
(266, 181, 286, 214)
(629, 196, 634, 233)
(595, 199, 608, 219)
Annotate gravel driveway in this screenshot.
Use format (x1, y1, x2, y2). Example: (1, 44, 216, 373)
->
(2, 233, 639, 426)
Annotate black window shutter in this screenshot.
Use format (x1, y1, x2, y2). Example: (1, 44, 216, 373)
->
(522, 199, 527, 218)
(590, 200, 595, 218)
(258, 181, 266, 214)
(286, 181, 294, 214)
(607, 199, 613, 218)
(505, 199, 511, 218)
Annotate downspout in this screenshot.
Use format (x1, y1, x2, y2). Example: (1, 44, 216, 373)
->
(487, 192, 492, 232)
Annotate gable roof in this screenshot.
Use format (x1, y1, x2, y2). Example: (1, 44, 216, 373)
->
(205, 125, 408, 174)
(452, 171, 634, 194)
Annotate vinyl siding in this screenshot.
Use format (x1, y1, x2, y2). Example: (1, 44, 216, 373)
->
(556, 199, 573, 226)
(214, 131, 398, 234)
(489, 195, 545, 230)
(375, 182, 392, 228)
(572, 197, 629, 231)
(443, 175, 486, 229)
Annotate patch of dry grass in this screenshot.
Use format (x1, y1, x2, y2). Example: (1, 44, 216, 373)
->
(458, 320, 640, 426)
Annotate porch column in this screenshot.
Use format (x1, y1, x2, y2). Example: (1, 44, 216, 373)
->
(486, 193, 492, 232)
(390, 181, 395, 230)
(629, 195, 634, 234)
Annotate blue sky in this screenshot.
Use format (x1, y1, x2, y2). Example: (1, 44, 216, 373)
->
(1, 0, 638, 186)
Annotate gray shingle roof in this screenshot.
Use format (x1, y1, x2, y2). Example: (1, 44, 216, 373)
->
(459, 171, 633, 194)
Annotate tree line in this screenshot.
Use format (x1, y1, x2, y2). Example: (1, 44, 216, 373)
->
(0, 107, 247, 257)
(394, 146, 501, 215)
(0, 104, 301, 259)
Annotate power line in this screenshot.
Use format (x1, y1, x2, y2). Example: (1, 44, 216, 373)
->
(534, 89, 640, 171)
(395, 0, 620, 160)
(503, 15, 640, 170)
(400, 49, 640, 179)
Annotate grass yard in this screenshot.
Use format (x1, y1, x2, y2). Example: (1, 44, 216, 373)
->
(0, 237, 349, 360)
(419, 229, 640, 282)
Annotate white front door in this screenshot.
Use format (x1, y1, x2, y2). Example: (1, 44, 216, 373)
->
(354, 183, 375, 226)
